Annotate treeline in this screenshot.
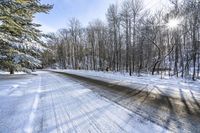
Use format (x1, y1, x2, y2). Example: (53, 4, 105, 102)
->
(44, 0, 200, 80)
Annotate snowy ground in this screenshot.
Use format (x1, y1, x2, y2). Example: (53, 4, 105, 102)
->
(0, 71, 170, 133)
(0, 70, 26, 75)
(52, 69, 200, 102)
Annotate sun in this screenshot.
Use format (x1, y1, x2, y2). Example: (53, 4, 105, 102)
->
(167, 18, 180, 29)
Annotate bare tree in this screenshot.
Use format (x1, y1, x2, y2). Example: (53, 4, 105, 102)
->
(44, 0, 200, 80)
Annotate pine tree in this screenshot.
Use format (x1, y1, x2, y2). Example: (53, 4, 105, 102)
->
(0, 0, 52, 74)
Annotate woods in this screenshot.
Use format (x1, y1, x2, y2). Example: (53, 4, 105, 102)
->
(45, 0, 200, 80)
(0, 0, 198, 80)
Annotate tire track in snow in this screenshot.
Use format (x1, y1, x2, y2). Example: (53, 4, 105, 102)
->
(53, 75, 129, 133)
(24, 75, 42, 133)
(50, 87, 62, 133)
(6, 84, 19, 96)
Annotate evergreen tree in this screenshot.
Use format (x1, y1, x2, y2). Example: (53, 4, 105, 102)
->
(0, 0, 52, 74)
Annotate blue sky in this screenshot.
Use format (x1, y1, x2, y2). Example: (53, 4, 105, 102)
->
(34, 0, 169, 33)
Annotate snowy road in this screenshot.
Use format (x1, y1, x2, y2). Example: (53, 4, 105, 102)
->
(52, 71, 200, 133)
(0, 71, 169, 133)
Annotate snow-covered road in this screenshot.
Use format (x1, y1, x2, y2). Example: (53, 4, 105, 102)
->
(51, 70, 200, 133)
(0, 71, 169, 133)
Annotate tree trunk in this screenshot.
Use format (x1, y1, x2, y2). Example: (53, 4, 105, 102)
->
(10, 68, 14, 75)
(192, 13, 198, 81)
(128, 19, 132, 76)
(125, 17, 129, 73)
(174, 33, 179, 77)
(152, 60, 160, 75)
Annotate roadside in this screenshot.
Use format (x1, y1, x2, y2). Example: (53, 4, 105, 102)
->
(50, 69, 200, 101)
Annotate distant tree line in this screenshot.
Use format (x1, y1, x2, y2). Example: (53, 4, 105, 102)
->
(44, 0, 200, 80)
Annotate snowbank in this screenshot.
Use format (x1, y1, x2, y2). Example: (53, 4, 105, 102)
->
(0, 70, 26, 75)
(51, 69, 200, 101)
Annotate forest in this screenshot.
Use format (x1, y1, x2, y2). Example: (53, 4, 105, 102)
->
(43, 0, 200, 81)
(0, 0, 199, 81)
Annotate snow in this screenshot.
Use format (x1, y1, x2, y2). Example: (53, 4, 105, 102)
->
(51, 69, 200, 102)
(12, 40, 47, 53)
(24, 76, 41, 133)
(0, 55, 7, 59)
(0, 70, 26, 75)
(0, 71, 170, 133)
(0, 73, 40, 132)
(0, 32, 44, 69)
(13, 52, 41, 67)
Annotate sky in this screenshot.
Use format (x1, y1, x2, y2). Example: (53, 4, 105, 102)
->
(34, 0, 169, 33)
